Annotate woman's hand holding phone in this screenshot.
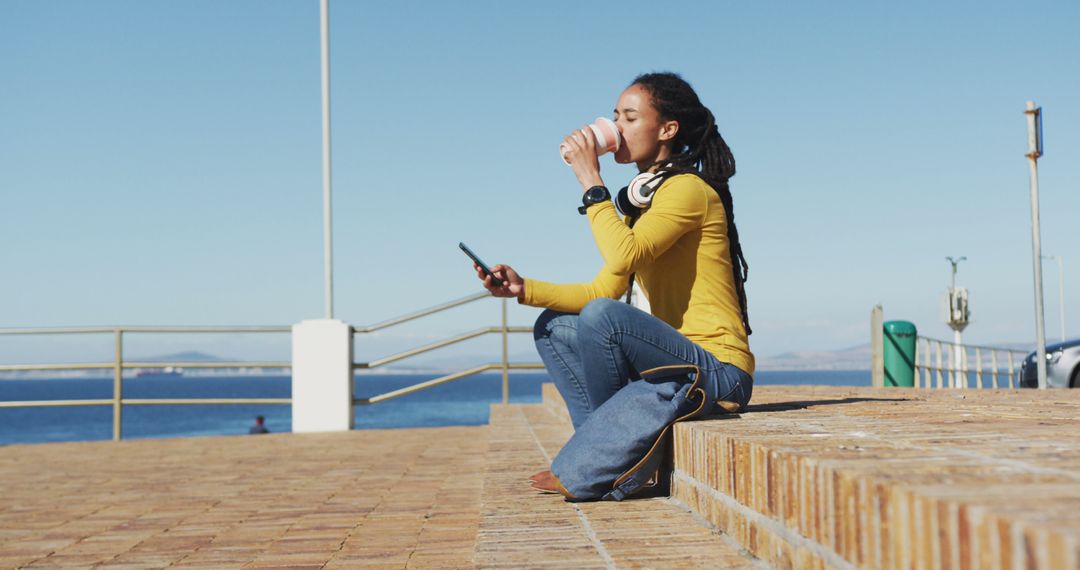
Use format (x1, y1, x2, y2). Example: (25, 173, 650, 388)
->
(475, 263, 525, 301)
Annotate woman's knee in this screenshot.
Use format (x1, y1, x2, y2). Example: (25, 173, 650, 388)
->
(579, 297, 623, 330)
(534, 309, 572, 341)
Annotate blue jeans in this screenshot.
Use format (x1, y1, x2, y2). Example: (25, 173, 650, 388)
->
(534, 298, 753, 430)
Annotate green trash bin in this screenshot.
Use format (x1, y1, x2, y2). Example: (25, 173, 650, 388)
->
(883, 321, 917, 387)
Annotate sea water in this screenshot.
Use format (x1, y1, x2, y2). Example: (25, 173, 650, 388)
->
(0, 370, 868, 445)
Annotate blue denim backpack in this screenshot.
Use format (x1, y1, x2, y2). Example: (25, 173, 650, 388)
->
(550, 364, 737, 501)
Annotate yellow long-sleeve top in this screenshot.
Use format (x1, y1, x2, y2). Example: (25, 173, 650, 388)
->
(522, 173, 754, 376)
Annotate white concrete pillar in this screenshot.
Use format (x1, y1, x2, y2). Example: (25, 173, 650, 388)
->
(291, 319, 354, 432)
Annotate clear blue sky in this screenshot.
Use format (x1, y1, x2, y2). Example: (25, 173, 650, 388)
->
(2, 0, 1078, 364)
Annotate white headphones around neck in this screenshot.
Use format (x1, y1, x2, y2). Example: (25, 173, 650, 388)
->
(614, 170, 670, 218)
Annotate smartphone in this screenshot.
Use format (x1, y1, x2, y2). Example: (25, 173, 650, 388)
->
(459, 242, 504, 287)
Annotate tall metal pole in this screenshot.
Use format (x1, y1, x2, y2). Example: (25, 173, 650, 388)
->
(320, 0, 334, 319)
(1059, 256, 1066, 342)
(1025, 101, 1047, 389)
(1044, 256, 1065, 342)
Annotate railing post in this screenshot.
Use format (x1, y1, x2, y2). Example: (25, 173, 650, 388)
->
(915, 336, 924, 388)
(954, 343, 962, 388)
(870, 305, 884, 387)
(1002, 351, 1010, 392)
(961, 344, 969, 388)
(924, 337, 932, 388)
(113, 329, 123, 441)
(946, 342, 955, 388)
(292, 319, 354, 432)
(975, 347, 983, 388)
(501, 298, 509, 404)
(935, 340, 944, 389)
(916, 337, 923, 388)
(991, 350, 999, 388)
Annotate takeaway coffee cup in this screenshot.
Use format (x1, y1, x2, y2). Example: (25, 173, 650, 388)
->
(560, 117, 621, 165)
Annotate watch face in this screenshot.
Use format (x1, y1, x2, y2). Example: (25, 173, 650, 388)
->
(586, 186, 608, 204)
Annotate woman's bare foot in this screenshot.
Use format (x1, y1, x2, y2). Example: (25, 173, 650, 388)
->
(528, 469, 550, 483)
(529, 470, 560, 493)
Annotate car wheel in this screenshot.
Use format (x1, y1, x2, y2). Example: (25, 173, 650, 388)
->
(1072, 366, 1080, 388)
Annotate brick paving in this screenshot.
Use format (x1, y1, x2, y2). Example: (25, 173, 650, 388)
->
(3, 384, 1077, 569)
(0, 404, 760, 570)
(0, 428, 486, 569)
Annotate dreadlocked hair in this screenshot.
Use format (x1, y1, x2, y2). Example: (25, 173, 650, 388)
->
(632, 71, 752, 335)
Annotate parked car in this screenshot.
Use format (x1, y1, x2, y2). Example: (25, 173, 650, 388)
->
(1020, 339, 1080, 388)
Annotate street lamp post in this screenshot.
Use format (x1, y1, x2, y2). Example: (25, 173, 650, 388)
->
(320, 0, 334, 319)
(1025, 101, 1047, 389)
(1043, 255, 1065, 342)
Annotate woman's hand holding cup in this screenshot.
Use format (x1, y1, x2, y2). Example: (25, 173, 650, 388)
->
(561, 117, 620, 191)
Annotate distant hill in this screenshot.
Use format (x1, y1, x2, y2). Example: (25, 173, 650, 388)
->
(757, 344, 872, 371)
(137, 351, 227, 362)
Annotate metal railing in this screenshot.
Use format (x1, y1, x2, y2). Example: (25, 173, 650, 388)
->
(914, 335, 1029, 389)
(0, 326, 292, 440)
(351, 292, 544, 405)
(0, 293, 544, 440)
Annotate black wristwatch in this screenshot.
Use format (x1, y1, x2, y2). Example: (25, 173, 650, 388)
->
(578, 185, 611, 215)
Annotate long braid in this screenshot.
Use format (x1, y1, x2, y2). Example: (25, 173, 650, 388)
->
(632, 72, 752, 335)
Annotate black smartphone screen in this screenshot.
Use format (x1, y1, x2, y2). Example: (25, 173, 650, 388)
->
(459, 242, 504, 287)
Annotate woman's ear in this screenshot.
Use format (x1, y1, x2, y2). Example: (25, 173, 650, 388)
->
(658, 120, 679, 142)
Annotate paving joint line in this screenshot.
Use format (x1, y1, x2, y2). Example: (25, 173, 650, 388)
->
(519, 405, 616, 570)
(319, 439, 438, 565)
(315, 470, 369, 564)
(28, 500, 162, 568)
(155, 498, 230, 568)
